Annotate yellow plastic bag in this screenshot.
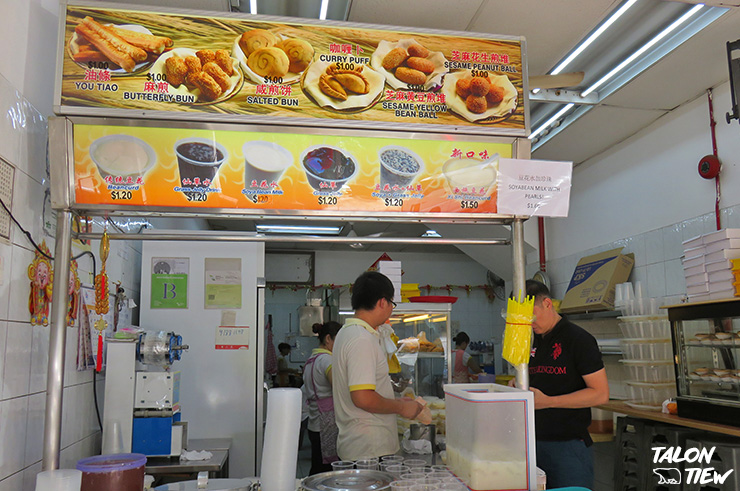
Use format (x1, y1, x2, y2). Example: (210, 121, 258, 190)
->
(502, 295, 534, 366)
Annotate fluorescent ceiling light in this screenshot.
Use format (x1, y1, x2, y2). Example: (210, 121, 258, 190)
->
(551, 0, 639, 76)
(430, 316, 448, 322)
(422, 230, 442, 238)
(255, 224, 342, 234)
(404, 314, 430, 323)
(319, 0, 329, 20)
(581, 3, 704, 97)
(250, 0, 257, 14)
(528, 103, 574, 140)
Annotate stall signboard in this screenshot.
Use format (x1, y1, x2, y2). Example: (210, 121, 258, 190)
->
(57, 4, 527, 136)
(72, 123, 512, 215)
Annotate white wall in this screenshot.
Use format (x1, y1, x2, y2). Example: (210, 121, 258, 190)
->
(546, 81, 740, 264)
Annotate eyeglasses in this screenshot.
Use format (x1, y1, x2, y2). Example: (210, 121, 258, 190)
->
(387, 298, 397, 308)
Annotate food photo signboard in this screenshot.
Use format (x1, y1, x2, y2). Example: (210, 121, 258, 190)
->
(72, 123, 511, 215)
(56, 3, 527, 135)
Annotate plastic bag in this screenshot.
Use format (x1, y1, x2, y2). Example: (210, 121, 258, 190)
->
(502, 295, 534, 366)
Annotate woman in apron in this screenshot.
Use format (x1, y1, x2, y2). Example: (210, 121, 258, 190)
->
(452, 331, 482, 383)
(302, 321, 342, 474)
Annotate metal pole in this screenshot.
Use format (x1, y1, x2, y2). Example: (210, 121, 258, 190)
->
(511, 218, 529, 390)
(42, 210, 73, 470)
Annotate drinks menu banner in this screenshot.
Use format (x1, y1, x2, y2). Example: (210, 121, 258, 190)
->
(59, 5, 526, 134)
(72, 124, 512, 215)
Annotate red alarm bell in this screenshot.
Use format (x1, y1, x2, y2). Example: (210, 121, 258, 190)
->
(698, 154, 721, 179)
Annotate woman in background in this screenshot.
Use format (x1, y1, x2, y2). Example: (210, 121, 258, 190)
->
(276, 342, 301, 387)
(302, 321, 342, 474)
(452, 332, 483, 383)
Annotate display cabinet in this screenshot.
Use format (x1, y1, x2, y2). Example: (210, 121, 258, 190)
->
(667, 298, 740, 427)
(388, 302, 453, 399)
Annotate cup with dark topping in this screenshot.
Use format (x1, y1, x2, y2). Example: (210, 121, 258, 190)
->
(379, 145, 423, 189)
(175, 137, 228, 188)
(301, 145, 357, 191)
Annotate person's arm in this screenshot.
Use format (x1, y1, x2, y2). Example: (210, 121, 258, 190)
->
(467, 356, 483, 374)
(350, 390, 423, 419)
(530, 368, 609, 409)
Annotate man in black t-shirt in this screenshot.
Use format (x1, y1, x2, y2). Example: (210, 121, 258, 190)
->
(526, 280, 609, 489)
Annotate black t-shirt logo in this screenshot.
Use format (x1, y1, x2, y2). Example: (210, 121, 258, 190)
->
(552, 343, 562, 360)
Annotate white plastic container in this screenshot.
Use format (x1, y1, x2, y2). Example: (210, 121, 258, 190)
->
(620, 360, 675, 383)
(445, 383, 536, 491)
(626, 381, 676, 407)
(620, 339, 672, 361)
(618, 317, 670, 339)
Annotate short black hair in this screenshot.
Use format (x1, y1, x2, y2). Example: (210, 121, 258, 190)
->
(526, 279, 552, 302)
(278, 342, 291, 352)
(313, 321, 342, 344)
(453, 331, 470, 346)
(351, 271, 394, 311)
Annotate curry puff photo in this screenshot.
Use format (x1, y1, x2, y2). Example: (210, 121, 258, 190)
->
(67, 16, 172, 74)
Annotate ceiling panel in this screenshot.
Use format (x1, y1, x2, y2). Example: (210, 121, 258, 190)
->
(346, 0, 485, 32)
(532, 105, 667, 163)
(466, 0, 618, 77)
(601, 8, 740, 110)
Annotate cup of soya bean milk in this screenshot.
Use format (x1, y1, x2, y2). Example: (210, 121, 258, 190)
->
(379, 146, 424, 189)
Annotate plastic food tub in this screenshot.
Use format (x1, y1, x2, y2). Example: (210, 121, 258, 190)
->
(77, 453, 146, 491)
(620, 360, 675, 383)
(618, 318, 670, 339)
(626, 381, 676, 407)
(619, 339, 673, 361)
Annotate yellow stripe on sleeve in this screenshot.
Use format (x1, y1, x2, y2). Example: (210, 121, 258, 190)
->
(325, 365, 332, 377)
(349, 384, 376, 392)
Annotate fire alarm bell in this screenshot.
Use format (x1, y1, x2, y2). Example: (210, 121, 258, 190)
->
(698, 154, 721, 179)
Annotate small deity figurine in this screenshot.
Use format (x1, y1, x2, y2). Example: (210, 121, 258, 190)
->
(67, 259, 81, 327)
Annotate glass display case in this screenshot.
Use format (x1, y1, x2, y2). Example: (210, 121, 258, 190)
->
(668, 298, 740, 426)
(388, 303, 453, 399)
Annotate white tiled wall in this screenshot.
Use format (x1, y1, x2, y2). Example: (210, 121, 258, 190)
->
(0, 74, 142, 488)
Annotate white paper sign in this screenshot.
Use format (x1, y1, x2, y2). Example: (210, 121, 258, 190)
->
(215, 326, 249, 350)
(497, 158, 573, 217)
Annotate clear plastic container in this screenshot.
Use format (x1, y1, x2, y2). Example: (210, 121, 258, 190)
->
(620, 339, 672, 360)
(76, 453, 146, 491)
(618, 318, 670, 339)
(620, 360, 675, 383)
(626, 381, 676, 407)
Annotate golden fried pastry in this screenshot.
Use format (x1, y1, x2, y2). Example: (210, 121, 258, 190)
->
(333, 71, 369, 94)
(486, 84, 505, 106)
(214, 49, 234, 76)
(465, 94, 487, 114)
(278, 39, 314, 73)
(196, 49, 216, 66)
(165, 56, 188, 87)
(407, 43, 430, 58)
(319, 73, 347, 100)
(190, 71, 222, 101)
(239, 29, 277, 56)
(382, 47, 408, 71)
(75, 16, 143, 72)
(469, 76, 490, 97)
(406, 56, 435, 74)
(395, 66, 426, 85)
(456, 78, 471, 99)
(203, 62, 230, 92)
(73, 47, 109, 63)
(105, 26, 172, 54)
(247, 46, 290, 78)
(183, 56, 202, 75)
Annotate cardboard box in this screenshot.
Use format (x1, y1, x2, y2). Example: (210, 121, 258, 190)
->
(559, 248, 634, 313)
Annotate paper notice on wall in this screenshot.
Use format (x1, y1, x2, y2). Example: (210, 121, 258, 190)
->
(205, 258, 242, 309)
(151, 257, 189, 309)
(215, 326, 249, 350)
(496, 158, 573, 217)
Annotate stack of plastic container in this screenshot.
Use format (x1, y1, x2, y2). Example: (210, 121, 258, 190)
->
(682, 228, 740, 302)
(616, 282, 676, 411)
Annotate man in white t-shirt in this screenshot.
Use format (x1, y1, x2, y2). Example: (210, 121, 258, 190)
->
(332, 271, 423, 460)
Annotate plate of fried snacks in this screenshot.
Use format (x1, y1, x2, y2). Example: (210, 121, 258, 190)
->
(149, 48, 243, 104)
(233, 28, 315, 85)
(370, 39, 448, 91)
(301, 60, 385, 112)
(441, 69, 518, 123)
(68, 16, 172, 74)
